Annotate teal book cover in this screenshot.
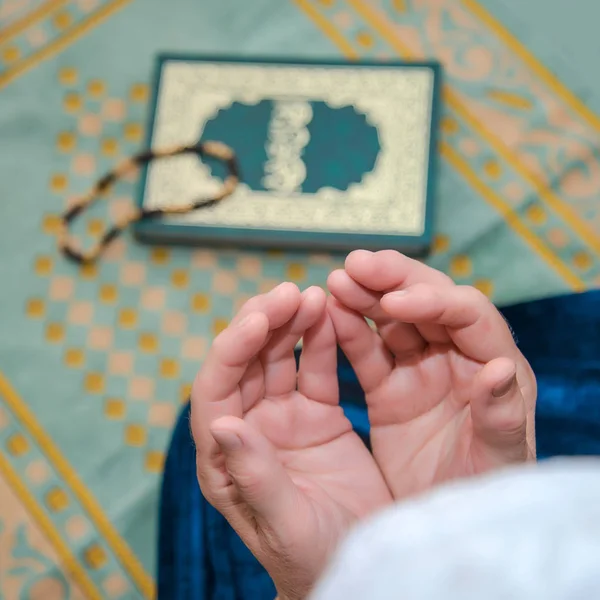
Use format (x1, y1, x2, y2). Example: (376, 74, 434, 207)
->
(135, 55, 441, 254)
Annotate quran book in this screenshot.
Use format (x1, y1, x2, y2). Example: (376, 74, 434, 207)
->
(135, 54, 441, 255)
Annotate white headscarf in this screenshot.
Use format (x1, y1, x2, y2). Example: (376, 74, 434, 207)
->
(311, 459, 600, 600)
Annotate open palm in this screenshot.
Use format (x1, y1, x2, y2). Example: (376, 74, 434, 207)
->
(328, 251, 536, 499)
(191, 283, 391, 600)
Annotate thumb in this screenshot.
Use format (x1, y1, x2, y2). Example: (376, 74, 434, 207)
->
(210, 416, 302, 536)
(470, 357, 530, 463)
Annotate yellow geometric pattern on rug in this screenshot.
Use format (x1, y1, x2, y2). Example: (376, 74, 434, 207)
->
(4, 1, 600, 598)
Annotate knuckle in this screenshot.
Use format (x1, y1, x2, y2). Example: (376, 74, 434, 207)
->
(448, 285, 493, 329)
(195, 463, 213, 493)
(239, 481, 266, 504)
(439, 272, 455, 286)
(410, 282, 438, 303)
(195, 463, 221, 505)
(232, 469, 267, 500)
(377, 249, 401, 259)
(238, 295, 259, 316)
(460, 284, 490, 306)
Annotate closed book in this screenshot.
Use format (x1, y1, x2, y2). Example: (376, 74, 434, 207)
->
(135, 54, 441, 255)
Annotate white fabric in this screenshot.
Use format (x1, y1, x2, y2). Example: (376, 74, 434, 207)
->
(311, 459, 600, 600)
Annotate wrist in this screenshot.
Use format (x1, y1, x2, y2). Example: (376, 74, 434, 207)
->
(274, 584, 309, 600)
(270, 561, 315, 600)
(275, 591, 303, 600)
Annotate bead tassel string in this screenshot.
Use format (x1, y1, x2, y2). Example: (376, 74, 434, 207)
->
(58, 140, 239, 264)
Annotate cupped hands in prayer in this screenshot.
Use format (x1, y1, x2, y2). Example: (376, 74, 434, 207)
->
(190, 250, 536, 600)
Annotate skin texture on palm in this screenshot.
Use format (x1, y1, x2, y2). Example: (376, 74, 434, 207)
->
(327, 250, 536, 500)
(191, 283, 391, 600)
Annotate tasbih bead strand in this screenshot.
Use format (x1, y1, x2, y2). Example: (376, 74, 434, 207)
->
(58, 140, 239, 264)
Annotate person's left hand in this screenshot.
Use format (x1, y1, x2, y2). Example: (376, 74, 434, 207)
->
(190, 283, 391, 600)
(327, 250, 536, 500)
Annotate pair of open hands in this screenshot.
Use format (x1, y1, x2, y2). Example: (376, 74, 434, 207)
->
(190, 250, 536, 600)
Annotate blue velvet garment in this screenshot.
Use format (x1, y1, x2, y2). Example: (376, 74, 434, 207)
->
(157, 291, 600, 599)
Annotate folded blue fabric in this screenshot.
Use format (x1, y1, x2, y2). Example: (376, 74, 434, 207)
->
(157, 291, 600, 599)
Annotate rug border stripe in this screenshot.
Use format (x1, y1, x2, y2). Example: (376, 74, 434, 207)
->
(461, 0, 600, 135)
(0, 449, 104, 600)
(441, 141, 586, 292)
(0, 0, 134, 90)
(0, 0, 67, 45)
(344, 0, 600, 257)
(0, 372, 154, 599)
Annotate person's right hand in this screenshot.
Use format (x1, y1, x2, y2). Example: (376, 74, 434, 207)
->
(327, 250, 536, 500)
(190, 283, 391, 600)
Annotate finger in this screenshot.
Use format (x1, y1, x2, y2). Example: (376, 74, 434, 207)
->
(327, 268, 426, 356)
(469, 358, 530, 463)
(261, 286, 327, 397)
(327, 296, 393, 394)
(211, 282, 301, 412)
(345, 249, 454, 290)
(380, 284, 517, 362)
(208, 416, 302, 536)
(297, 301, 339, 404)
(230, 281, 302, 329)
(191, 312, 270, 452)
(193, 312, 270, 407)
(239, 357, 265, 412)
(345, 250, 454, 345)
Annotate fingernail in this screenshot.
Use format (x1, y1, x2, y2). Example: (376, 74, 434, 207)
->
(492, 372, 517, 398)
(237, 314, 254, 328)
(386, 290, 408, 299)
(211, 429, 243, 451)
